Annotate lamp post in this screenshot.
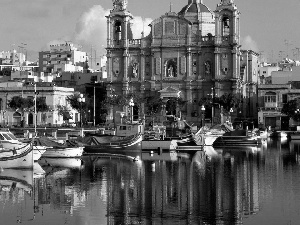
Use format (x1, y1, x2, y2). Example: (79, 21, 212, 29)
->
(77, 94, 85, 127)
(93, 81, 99, 127)
(229, 107, 233, 123)
(295, 109, 300, 125)
(34, 83, 37, 136)
(201, 105, 205, 127)
(129, 98, 134, 124)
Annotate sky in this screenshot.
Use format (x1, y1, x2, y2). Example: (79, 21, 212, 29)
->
(1, 0, 300, 62)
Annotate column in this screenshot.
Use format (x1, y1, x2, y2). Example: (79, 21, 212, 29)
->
(214, 48, 221, 79)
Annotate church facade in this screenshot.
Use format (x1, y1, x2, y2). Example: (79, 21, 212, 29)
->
(106, 0, 259, 126)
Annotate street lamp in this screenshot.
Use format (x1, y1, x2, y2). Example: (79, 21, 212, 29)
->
(129, 98, 134, 124)
(295, 109, 300, 124)
(77, 94, 85, 127)
(229, 107, 233, 123)
(201, 105, 205, 127)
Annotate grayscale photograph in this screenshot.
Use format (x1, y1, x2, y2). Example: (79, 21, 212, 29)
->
(0, 0, 299, 224)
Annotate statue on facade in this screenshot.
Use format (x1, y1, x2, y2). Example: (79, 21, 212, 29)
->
(205, 61, 211, 75)
(168, 65, 174, 77)
(132, 62, 139, 78)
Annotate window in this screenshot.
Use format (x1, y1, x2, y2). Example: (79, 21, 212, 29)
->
(222, 17, 230, 36)
(265, 96, 276, 102)
(282, 94, 287, 103)
(264, 92, 276, 103)
(115, 21, 122, 41)
(120, 126, 127, 130)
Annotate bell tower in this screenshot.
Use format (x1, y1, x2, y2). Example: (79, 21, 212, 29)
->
(214, 0, 241, 95)
(106, 0, 133, 83)
(106, 0, 134, 123)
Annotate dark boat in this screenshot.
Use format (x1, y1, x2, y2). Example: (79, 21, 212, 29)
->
(213, 129, 261, 148)
(79, 133, 143, 160)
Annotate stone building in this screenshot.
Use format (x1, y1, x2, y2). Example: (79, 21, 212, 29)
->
(106, 0, 258, 126)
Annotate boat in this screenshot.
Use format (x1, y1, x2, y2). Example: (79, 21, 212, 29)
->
(0, 129, 44, 161)
(81, 133, 143, 159)
(38, 157, 83, 169)
(33, 137, 84, 158)
(0, 141, 33, 169)
(289, 132, 300, 140)
(213, 128, 261, 148)
(192, 125, 226, 146)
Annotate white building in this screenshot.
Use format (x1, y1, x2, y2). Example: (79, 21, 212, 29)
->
(0, 50, 26, 66)
(0, 82, 78, 127)
(39, 43, 88, 74)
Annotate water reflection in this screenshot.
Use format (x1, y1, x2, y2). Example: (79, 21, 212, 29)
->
(1, 139, 300, 224)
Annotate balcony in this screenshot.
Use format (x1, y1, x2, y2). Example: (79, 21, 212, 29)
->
(129, 39, 141, 47)
(264, 102, 278, 108)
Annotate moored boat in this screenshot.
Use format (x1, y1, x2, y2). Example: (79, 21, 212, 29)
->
(33, 137, 84, 158)
(81, 134, 142, 158)
(213, 129, 260, 148)
(0, 141, 33, 169)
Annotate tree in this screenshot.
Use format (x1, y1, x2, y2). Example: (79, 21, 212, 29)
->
(36, 97, 49, 112)
(282, 99, 300, 121)
(214, 93, 240, 112)
(56, 105, 72, 122)
(8, 96, 33, 111)
(66, 93, 91, 124)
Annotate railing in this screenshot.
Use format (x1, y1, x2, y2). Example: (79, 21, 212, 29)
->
(129, 39, 141, 46)
(202, 36, 215, 43)
(264, 102, 278, 108)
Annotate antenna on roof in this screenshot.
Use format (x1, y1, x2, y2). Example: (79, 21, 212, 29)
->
(170, 2, 172, 12)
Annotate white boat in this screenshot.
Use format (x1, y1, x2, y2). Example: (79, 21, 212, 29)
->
(42, 146, 84, 158)
(33, 146, 47, 161)
(38, 157, 83, 168)
(0, 141, 33, 169)
(33, 137, 84, 158)
(193, 126, 225, 146)
(0, 129, 44, 162)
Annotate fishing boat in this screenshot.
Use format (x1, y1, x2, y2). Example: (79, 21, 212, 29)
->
(213, 128, 261, 148)
(0, 141, 33, 169)
(0, 129, 44, 161)
(38, 157, 83, 169)
(82, 133, 143, 158)
(33, 137, 84, 158)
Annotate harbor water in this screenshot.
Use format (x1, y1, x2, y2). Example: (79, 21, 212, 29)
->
(1, 138, 300, 224)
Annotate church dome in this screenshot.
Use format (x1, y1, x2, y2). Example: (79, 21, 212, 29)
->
(178, 0, 211, 15)
(179, 2, 211, 15)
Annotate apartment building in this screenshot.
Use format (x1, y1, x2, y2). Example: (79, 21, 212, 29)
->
(39, 43, 88, 74)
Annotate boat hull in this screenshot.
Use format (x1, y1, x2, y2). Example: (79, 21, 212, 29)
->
(0, 142, 33, 169)
(33, 146, 46, 161)
(213, 136, 260, 148)
(83, 134, 142, 159)
(38, 157, 83, 168)
(42, 147, 84, 158)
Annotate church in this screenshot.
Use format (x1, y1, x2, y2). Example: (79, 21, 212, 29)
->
(106, 0, 259, 127)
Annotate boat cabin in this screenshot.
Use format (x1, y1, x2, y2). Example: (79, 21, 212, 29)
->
(116, 123, 144, 137)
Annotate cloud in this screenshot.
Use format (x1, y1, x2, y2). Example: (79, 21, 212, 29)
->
(73, 5, 110, 55)
(45, 5, 153, 56)
(72, 5, 152, 55)
(241, 35, 259, 52)
(131, 17, 152, 38)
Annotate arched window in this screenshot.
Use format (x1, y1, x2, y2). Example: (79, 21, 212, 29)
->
(114, 21, 122, 40)
(222, 16, 230, 36)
